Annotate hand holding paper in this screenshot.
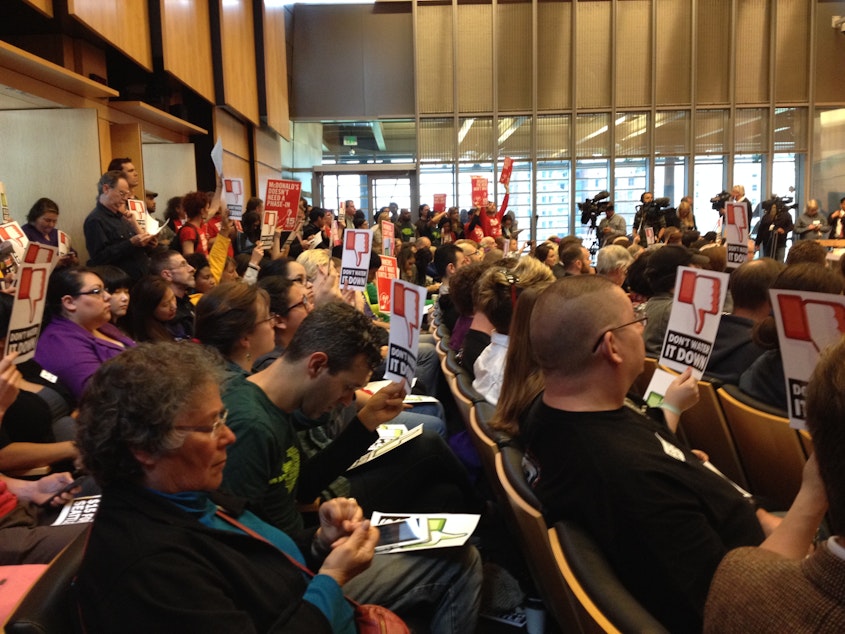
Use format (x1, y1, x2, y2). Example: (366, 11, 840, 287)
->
(358, 380, 407, 431)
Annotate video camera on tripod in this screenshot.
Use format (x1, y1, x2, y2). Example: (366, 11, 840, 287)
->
(578, 191, 611, 230)
(761, 193, 798, 215)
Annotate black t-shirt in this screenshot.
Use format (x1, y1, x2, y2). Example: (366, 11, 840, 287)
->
(523, 401, 764, 633)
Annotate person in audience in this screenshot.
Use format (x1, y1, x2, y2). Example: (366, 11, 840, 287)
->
(829, 196, 845, 240)
(186, 252, 217, 299)
(704, 338, 845, 632)
(84, 170, 156, 281)
(598, 203, 626, 246)
(176, 191, 211, 255)
(699, 244, 727, 272)
(456, 238, 483, 263)
(785, 239, 828, 267)
(739, 263, 844, 412)
(755, 198, 794, 262)
(23, 197, 78, 266)
(554, 241, 592, 279)
(195, 282, 276, 375)
(371, 208, 390, 256)
(488, 286, 547, 438)
(595, 244, 633, 286)
(642, 245, 708, 356)
(472, 256, 554, 405)
(0, 296, 78, 469)
(397, 242, 418, 285)
(532, 241, 559, 270)
(676, 197, 697, 233)
(706, 258, 782, 385)
(297, 249, 343, 307)
(156, 196, 184, 248)
(149, 248, 196, 338)
(34, 267, 134, 402)
(0, 349, 84, 563)
(445, 261, 489, 352)
(523, 276, 774, 632)
(219, 302, 482, 631)
(125, 276, 183, 342)
(106, 157, 140, 198)
(794, 198, 829, 241)
(432, 243, 469, 330)
(75, 342, 380, 632)
(90, 265, 131, 332)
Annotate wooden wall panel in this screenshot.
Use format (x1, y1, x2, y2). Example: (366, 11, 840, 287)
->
(160, 0, 215, 103)
(21, 0, 53, 18)
(262, 1, 290, 139)
(214, 107, 252, 193)
(219, 0, 259, 125)
(254, 126, 282, 202)
(109, 123, 145, 197)
(0, 109, 101, 262)
(67, 0, 153, 71)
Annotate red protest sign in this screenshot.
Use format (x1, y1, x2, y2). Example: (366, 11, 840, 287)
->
(499, 157, 514, 186)
(433, 194, 447, 213)
(471, 177, 488, 209)
(376, 255, 398, 312)
(264, 179, 301, 231)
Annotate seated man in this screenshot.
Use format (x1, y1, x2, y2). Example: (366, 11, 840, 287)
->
(523, 276, 769, 632)
(221, 302, 482, 633)
(705, 338, 843, 632)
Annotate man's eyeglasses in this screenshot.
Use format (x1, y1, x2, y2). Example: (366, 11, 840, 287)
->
(174, 409, 229, 436)
(592, 316, 648, 353)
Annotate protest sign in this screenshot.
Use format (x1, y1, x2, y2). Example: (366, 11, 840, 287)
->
(340, 229, 373, 291)
(725, 201, 749, 268)
(5, 243, 57, 362)
(771, 289, 845, 429)
(644, 266, 729, 406)
(376, 255, 398, 312)
(385, 279, 425, 393)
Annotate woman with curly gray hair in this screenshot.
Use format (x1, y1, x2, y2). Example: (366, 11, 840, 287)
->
(75, 342, 380, 632)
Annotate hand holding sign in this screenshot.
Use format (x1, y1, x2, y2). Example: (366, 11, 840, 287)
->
(677, 270, 721, 335)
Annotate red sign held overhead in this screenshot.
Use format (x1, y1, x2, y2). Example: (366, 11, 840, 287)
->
(499, 157, 514, 186)
(264, 179, 301, 231)
(433, 194, 447, 213)
(471, 177, 488, 209)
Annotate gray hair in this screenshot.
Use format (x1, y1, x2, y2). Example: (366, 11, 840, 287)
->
(76, 343, 227, 486)
(596, 245, 634, 276)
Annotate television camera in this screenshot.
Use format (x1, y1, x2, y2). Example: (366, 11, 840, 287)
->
(578, 191, 611, 230)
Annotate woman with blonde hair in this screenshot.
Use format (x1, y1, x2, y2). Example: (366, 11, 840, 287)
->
(472, 256, 554, 405)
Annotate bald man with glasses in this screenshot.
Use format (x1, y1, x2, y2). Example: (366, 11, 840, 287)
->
(522, 275, 775, 633)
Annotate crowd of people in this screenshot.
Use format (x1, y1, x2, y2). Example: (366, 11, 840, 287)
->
(3, 165, 845, 632)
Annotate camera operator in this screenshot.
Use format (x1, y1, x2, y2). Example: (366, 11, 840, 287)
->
(755, 195, 794, 262)
(598, 203, 626, 246)
(634, 191, 671, 244)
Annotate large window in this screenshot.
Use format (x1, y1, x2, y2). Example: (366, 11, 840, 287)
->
(320, 174, 367, 213)
(693, 156, 725, 234)
(419, 164, 456, 215)
(575, 159, 609, 243)
(536, 160, 571, 239)
(613, 157, 648, 232)
(499, 160, 532, 236)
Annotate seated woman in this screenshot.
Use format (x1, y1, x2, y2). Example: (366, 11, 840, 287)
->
(186, 253, 217, 304)
(126, 276, 185, 343)
(75, 342, 378, 632)
(22, 197, 78, 267)
(90, 265, 131, 333)
(472, 256, 554, 405)
(34, 267, 135, 403)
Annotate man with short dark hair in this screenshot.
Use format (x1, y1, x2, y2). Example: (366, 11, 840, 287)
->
(150, 248, 196, 337)
(84, 170, 156, 281)
(554, 242, 592, 279)
(432, 243, 469, 331)
(107, 157, 139, 197)
(706, 258, 782, 384)
(523, 276, 768, 632)
(221, 303, 482, 632)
